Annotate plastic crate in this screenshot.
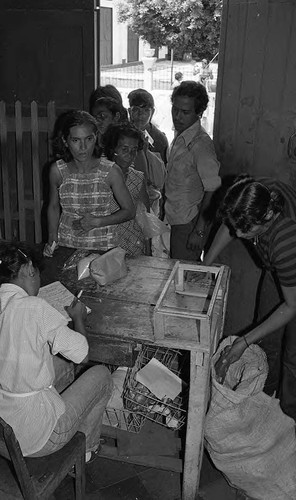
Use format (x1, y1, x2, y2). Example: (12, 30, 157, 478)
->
(103, 407, 145, 433)
(122, 345, 187, 430)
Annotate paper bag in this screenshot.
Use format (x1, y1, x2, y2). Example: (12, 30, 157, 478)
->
(90, 247, 127, 286)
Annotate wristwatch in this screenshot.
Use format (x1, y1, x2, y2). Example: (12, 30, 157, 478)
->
(196, 230, 205, 238)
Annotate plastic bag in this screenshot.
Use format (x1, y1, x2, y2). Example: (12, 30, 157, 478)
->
(90, 247, 127, 286)
(145, 149, 166, 190)
(135, 202, 170, 239)
(77, 253, 98, 280)
(205, 336, 296, 500)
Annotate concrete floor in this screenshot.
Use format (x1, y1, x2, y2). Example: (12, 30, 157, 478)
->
(0, 421, 241, 500)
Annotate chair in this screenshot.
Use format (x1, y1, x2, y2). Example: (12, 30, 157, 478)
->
(0, 416, 85, 499)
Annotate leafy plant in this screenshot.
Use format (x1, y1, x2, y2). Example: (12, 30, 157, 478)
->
(116, 0, 222, 60)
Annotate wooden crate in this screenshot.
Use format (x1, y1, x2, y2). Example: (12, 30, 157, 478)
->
(153, 261, 225, 351)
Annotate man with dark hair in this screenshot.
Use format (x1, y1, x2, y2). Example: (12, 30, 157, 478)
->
(165, 81, 221, 260)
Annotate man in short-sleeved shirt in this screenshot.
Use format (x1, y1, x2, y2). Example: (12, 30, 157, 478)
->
(165, 81, 221, 260)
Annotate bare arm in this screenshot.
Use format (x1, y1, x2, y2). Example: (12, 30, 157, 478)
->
(65, 299, 89, 363)
(187, 191, 216, 253)
(74, 164, 136, 233)
(194, 191, 214, 233)
(246, 284, 296, 345)
(215, 284, 296, 383)
(107, 164, 136, 222)
(203, 223, 234, 265)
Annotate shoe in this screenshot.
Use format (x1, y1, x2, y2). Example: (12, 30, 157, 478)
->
(85, 444, 101, 464)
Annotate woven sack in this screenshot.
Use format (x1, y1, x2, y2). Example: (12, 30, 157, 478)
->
(205, 336, 296, 500)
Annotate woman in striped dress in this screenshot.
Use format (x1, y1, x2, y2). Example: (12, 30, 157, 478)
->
(203, 174, 296, 421)
(43, 110, 135, 256)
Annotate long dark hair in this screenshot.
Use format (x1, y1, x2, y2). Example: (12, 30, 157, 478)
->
(51, 110, 100, 162)
(219, 175, 284, 233)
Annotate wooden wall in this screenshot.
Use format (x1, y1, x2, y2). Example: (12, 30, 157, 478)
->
(0, 0, 95, 115)
(0, 0, 96, 243)
(214, 0, 296, 186)
(213, 0, 296, 335)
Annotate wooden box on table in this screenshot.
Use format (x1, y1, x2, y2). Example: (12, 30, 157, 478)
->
(153, 261, 225, 354)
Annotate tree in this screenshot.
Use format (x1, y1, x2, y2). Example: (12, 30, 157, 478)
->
(116, 0, 222, 60)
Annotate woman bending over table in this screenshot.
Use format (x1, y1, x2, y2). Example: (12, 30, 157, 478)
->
(44, 110, 135, 257)
(0, 244, 113, 459)
(203, 175, 296, 421)
(102, 123, 151, 256)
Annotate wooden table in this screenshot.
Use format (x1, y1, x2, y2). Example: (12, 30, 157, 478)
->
(42, 249, 230, 500)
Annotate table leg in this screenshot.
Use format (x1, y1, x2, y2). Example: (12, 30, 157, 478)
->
(182, 350, 210, 500)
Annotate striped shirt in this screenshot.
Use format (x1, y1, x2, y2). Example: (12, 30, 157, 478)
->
(256, 178, 296, 287)
(0, 284, 88, 455)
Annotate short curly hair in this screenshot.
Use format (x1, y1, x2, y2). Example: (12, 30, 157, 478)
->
(171, 80, 209, 115)
(101, 123, 144, 161)
(51, 110, 100, 162)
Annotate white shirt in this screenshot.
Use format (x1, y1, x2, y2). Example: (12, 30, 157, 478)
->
(165, 120, 220, 225)
(0, 283, 88, 455)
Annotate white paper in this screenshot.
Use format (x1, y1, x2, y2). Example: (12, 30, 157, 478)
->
(135, 358, 182, 400)
(38, 281, 91, 319)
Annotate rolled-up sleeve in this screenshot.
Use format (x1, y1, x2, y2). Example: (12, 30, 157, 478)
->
(39, 300, 89, 364)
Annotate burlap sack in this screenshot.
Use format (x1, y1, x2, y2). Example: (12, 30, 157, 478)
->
(205, 336, 296, 500)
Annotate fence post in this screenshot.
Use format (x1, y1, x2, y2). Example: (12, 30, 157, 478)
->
(142, 56, 157, 91)
(15, 101, 26, 241)
(0, 101, 11, 240)
(31, 101, 42, 244)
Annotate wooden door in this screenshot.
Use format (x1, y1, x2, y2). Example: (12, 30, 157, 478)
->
(0, 0, 95, 114)
(0, 0, 95, 243)
(214, 0, 296, 186)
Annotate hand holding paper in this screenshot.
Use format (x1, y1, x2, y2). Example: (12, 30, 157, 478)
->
(38, 281, 91, 319)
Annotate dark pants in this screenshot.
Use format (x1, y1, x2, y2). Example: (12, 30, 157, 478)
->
(170, 214, 201, 261)
(257, 270, 296, 421)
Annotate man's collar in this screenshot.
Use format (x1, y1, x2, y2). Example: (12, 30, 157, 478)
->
(0, 283, 28, 296)
(177, 119, 201, 146)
